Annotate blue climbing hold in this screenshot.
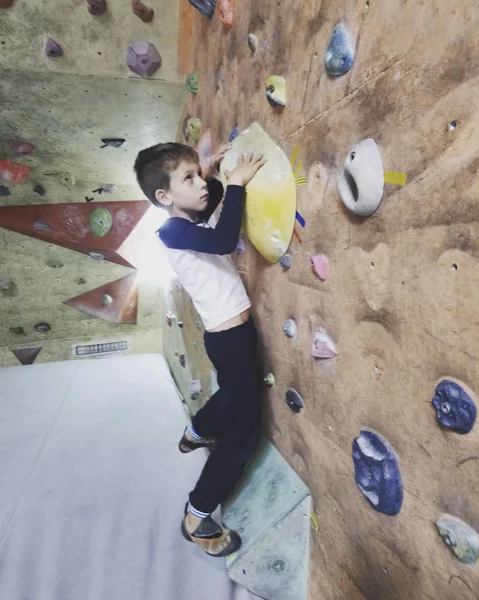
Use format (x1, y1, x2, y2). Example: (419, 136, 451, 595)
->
(432, 380, 476, 434)
(352, 430, 403, 516)
(0, 184, 10, 196)
(285, 388, 304, 413)
(325, 24, 355, 77)
(229, 127, 239, 142)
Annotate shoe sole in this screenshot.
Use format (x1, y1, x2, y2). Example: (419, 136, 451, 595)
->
(181, 519, 242, 557)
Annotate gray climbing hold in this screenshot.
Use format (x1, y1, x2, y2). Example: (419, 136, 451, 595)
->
(432, 380, 476, 434)
(47, 260, 63, 269)
(100, 138, 125, 149)
(279, 254, 292, 268)
(285, 388, 304, 413)
(89, 252, 105, 261)
(325, 24, 355, 76)
(0, 279, 16, 296)
(34, 322, 51, 333)
(337, 139, 384, 217)
(127, 41, 162, 77)
(45, 39, 63, 58)
(179, 354, 186, 368)
(33, 184, 46, 196)
(189, 379, 201, 399)
(436, 514, 479, 564)
(283, 318, 297, 338)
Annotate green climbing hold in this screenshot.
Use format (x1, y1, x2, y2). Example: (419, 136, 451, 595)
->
(436, 514, 479, 564)
(264, 373, 275, 386)
(89, 207, 113, 237)
(185, 72, 198, 95)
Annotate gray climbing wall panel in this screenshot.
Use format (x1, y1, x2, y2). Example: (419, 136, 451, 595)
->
(223, 439, 311, 600)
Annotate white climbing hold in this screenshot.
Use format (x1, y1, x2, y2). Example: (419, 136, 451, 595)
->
(283, 318, 297, 338)
(337, 139, 384, 217)
(311, 328, 337, 358)
(310, 254, 328, 280)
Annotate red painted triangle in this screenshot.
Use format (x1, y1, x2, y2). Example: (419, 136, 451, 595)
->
(63, 272, 139, 324)
(12, 347, 42, 365)
(0, 201, 151, 268)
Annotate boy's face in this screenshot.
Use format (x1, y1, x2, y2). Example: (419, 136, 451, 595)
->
(155, 160, 208, 219)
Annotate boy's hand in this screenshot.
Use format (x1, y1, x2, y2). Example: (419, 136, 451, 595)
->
(225, 153, 266, 187)
(207, 144, 231, 181)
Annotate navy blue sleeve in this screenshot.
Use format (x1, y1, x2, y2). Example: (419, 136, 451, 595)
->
(198, 178, 224, 221)
(158, 185, 245, 255)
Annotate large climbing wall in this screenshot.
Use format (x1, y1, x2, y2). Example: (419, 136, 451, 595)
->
(175, 1, 479, 598)
(0, 1, 187, 365)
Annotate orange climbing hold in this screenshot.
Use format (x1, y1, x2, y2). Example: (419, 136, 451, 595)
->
(217, 0, 234, 29)
(0, 160, 30, 183)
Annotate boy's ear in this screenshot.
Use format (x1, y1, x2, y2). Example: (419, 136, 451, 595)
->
(155, 188, 172, 207)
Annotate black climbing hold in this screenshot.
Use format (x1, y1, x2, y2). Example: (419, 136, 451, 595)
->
(179, 354, 186, 368)
(285, 388, 304, 413)
(178, 321, 184, 328)
(33, 184, 46, 196)
(352, 430, 403, 516)
(34, 322, 51, 333)
(47, 260, 64, 269)
(0, 184, 11, 196)
(187, 0, 217, 20)
(87, 0, 107, 15)
(100, 138, 126, 149)
(77, 277, 86, 284)
(33, 220, 52, 232)
(9, 326, 26, 335)
(432, 380, 476, 434)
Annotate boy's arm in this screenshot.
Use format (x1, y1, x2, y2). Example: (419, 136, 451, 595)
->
(158, 185, 245, 255)
(198, 177, 224, 222)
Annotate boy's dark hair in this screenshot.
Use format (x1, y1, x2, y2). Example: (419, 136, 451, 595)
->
(134, 142, 199, 207)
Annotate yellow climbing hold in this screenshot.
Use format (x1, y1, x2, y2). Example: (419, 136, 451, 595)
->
(384, 171, 407, 186)
(220, 122, 297, 263)
(186, 117, 202, 142)
(309, 512, 319, 531)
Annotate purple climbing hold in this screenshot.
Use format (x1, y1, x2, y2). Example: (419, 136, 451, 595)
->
(279, 254, 292, 268)
(87, 0, 107, 15)
(0, 184, 10, 196)
(127, 41, 162, 77)
(45, 39, 63, 58)
(236, 238, 246, 254)
(229, 127, 239, 142)
(11, 141, 35, 155)
(352, 430, 403, 516)
(285, 388, 304, 413)
(188, 0, 217, 20)
(432, 380, 476, 434)
(311, 328, 337, 359)
(33, 220, 52, 232)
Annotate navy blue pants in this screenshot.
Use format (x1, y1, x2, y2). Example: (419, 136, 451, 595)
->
(189, 318, 262, 514)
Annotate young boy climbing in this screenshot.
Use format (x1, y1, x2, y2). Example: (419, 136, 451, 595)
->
(134, 142, 266, 557)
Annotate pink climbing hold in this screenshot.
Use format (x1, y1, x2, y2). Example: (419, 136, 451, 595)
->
(310, 253, 329, 280)
(311, 328, 337, 359)
(87, 0, 107, 15)
(11, 141, 35, 155)
(197, 130, 213, 178)
(45, 39, 63, 57)
(0, 160, 30, 183)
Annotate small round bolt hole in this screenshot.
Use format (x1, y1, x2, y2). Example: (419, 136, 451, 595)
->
(370, 262, 375, 268)
(448, 120, 457, 131)
(452, 263, 458, 271)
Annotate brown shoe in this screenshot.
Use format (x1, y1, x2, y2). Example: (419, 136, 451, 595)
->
(178, 427, 216, 454)
(181, 504, 241, 557)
